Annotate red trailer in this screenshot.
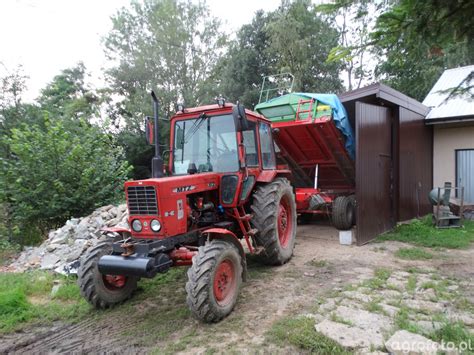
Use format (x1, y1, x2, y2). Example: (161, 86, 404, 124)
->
(255, 93, 356, 229)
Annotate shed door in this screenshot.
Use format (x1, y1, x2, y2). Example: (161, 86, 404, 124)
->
(456, 149, 474, 204)
(355, 102, 394, 244)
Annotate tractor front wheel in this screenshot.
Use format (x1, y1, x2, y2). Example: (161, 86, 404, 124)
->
(78, 239, 138, 309)
(185, 240, 242, 323)
(250, 178, 297, 265)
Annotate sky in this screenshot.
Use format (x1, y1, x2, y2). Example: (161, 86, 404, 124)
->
(0, 0, 282, 102)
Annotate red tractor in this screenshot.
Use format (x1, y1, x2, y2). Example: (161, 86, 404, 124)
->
(78, 93, 297, 322)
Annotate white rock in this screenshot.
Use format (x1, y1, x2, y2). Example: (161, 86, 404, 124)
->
(342, 291, 372, 303)
(380, 303, 400, 317)
(387, 276, 406, 290)
(46, 244, 60, 252)
(40, 254, 60, 270)
(385, 330, 439, 355)
(319, 298, 337, 312)
(334, 306, 393, 333)
(416, 320, 443, 333)
(315, 319, 384, 349)
(403, 299, 445, 313)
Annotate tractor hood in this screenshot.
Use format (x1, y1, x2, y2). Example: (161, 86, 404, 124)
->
(124, 173, 219, 238)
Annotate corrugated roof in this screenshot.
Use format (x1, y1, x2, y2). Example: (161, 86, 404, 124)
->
(423, 65, 474, 120)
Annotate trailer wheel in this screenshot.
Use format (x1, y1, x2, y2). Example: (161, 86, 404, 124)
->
(78, 239, 138, 309)
(186, 240, 242, 323)
(332, 196, 355, 230)
(250, 178, 297, 265)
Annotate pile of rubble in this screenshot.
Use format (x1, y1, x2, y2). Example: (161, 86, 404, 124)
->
(9, 204, 128, 275)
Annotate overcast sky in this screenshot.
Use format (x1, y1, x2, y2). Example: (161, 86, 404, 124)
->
(0, 0, 282, 102)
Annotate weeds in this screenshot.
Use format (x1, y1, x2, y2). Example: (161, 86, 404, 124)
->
(395, 247, 434, 260)
(364, 268, 391, 290)
(267, 316, 350, 354)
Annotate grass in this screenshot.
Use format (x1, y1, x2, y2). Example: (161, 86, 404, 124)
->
(406, 274, 417, 294)
(430, 321, 474, 351)
(394, 307, 422, 334)
(0, 271, 89, 333)
(267, 316, 350, 354)
(395, 247, 434, 260)
(363, 268, 391, 290)
(378, 216, 474, 249)
(308, 259, 328, 268)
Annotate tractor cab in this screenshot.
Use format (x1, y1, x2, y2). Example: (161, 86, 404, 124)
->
(168, 102, 277, 203)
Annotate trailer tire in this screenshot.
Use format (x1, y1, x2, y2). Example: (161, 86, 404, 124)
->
(78, 239, 138, 309)
(250, 178, 297, 265)
(186, 240, 242, 323)
(332, 196, 354, 230)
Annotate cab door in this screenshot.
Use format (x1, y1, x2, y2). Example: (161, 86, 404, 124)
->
(220, 120, 259, 206)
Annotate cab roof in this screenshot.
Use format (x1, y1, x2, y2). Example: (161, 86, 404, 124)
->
(171, 103, 270, 123)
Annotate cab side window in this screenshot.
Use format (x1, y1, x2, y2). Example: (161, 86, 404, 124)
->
(242, 121, 258, 167)
(258, 122, 276, 169)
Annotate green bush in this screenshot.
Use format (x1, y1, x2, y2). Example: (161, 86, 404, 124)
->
(0, 117, 132, 244)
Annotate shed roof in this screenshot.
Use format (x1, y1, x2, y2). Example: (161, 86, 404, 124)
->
(339, 83, 429, 116)
(423, 65, 474, 122)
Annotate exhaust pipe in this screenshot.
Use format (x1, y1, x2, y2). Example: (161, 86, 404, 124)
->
(98, 254, 172, 278)
(151, 91, 164, 178)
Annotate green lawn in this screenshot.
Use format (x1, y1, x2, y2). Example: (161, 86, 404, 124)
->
(395, 247, 434, 260)
(378, 216, 474, 249)
(0, 271, 90, 333)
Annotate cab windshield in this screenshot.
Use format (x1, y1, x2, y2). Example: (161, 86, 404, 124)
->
(173, 114, 239, 174)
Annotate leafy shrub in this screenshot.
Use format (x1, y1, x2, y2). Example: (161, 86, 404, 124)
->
(0, 118, 132, 243)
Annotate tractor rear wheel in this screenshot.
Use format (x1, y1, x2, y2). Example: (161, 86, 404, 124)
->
(78, 239, 138, 309)
(332, 196, 355, 230)
(250, 178, 297, 265)
(186, 240, 242, 323)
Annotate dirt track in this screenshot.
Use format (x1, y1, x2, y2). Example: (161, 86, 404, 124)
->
(1, 221, 473, 354)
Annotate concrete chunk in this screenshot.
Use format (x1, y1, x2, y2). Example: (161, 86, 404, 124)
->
(315, 319, 384, 349)
(385, 330, 439, 355)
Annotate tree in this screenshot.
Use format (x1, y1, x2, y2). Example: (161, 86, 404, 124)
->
(104, 0, 225, 178)
(215, 0, 343, 108)
(317, 0, 382, 91)
(0, 67, 43, 243)
(371, 0, 474, 101)
(213, 10, 275, 108)
(1, 118, 131, 240)
(266, 0, 343, 93)
(37, 62, 100, 121)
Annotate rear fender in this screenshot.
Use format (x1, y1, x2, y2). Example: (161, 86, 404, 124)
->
(203, 228, 247, 281)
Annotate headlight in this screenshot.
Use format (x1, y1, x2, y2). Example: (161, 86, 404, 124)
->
(132, 219, 142, 232)
(150, 219, 161, 232)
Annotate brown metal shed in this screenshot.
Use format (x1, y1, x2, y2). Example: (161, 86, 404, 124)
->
(339, 83, 432, 245)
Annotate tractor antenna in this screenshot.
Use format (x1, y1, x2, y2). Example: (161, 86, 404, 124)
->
(151, 91, 164, 178)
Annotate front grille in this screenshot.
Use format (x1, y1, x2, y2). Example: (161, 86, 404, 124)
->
(127, 186, 158, 215)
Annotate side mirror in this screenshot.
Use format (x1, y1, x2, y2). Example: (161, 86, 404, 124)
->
(232, 103, 250, 132)
(145, 117, 154, 145)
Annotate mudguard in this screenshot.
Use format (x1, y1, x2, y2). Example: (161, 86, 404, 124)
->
(202, 228, 248, 281)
